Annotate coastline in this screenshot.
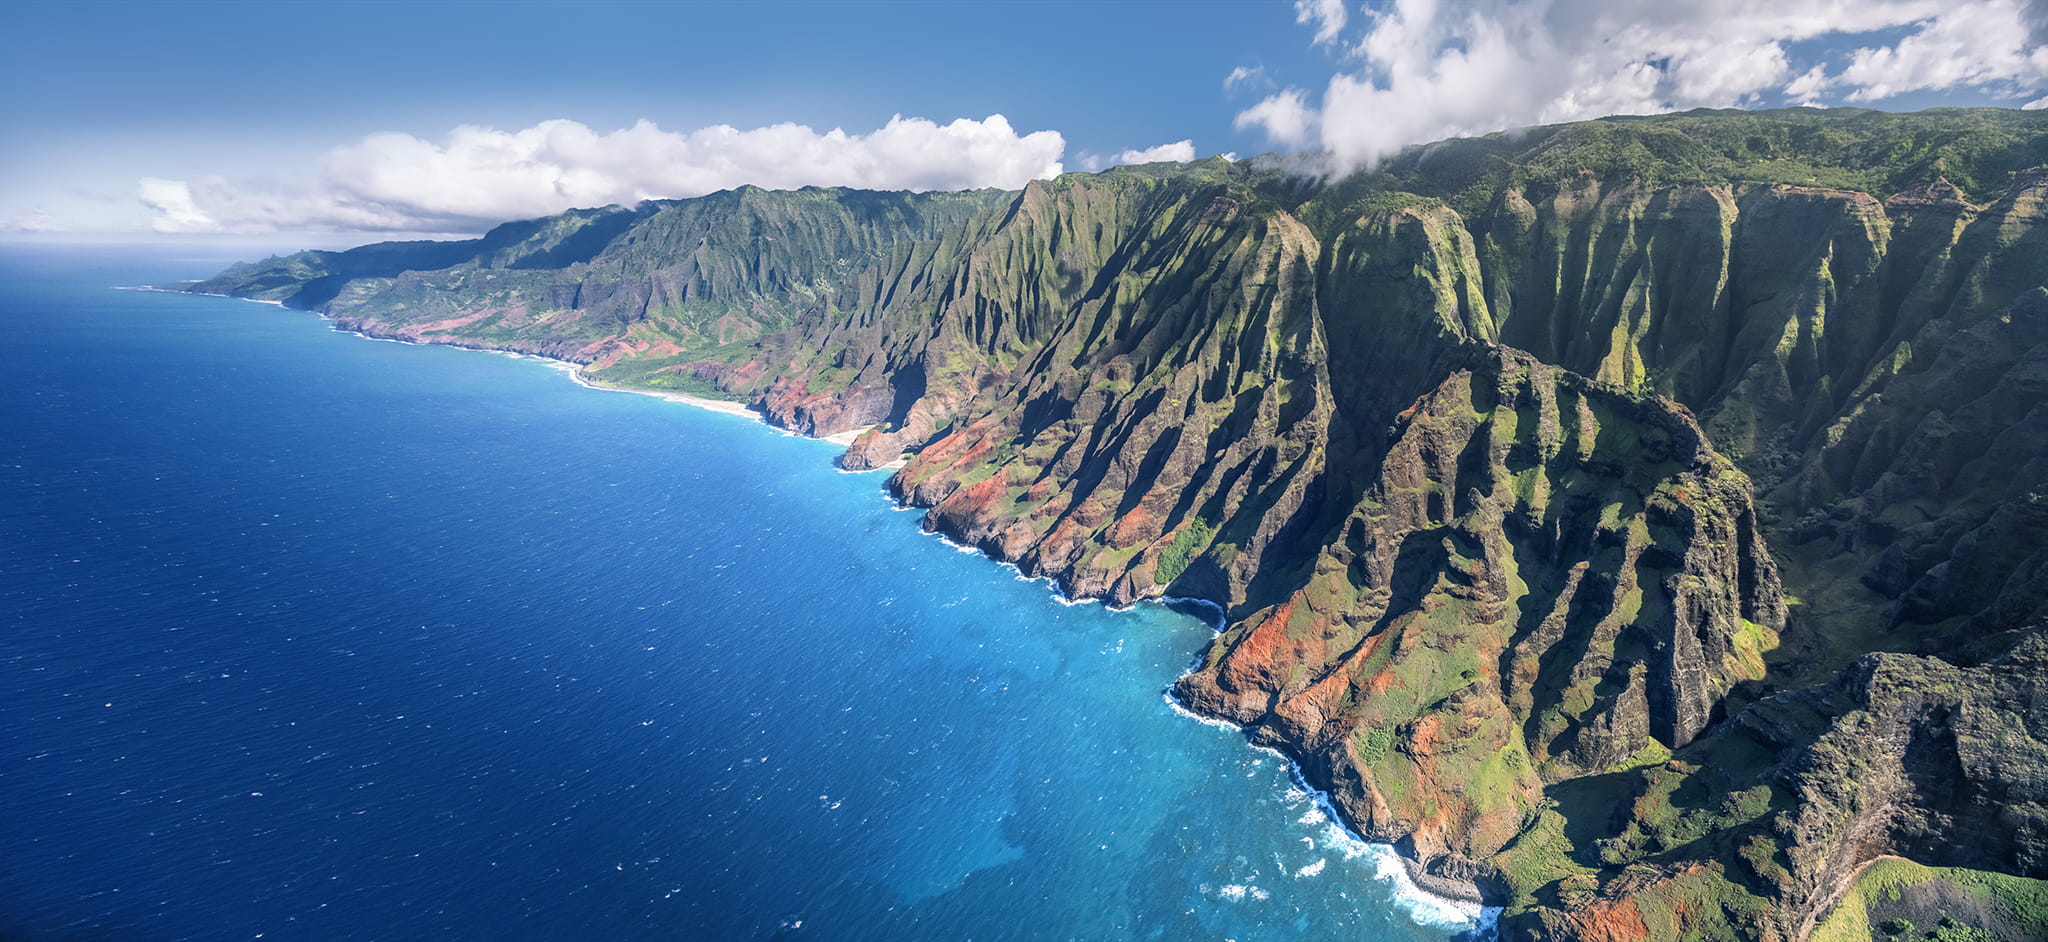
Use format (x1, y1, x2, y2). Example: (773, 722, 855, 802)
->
(194, 286, 1498, 939)
(564, 370, 763, 421)
(305, 311, 905, 453)
(1157, 688, 1497, 930)
(120, 285, 285, 306)
(925, 525, 1500, 933)
(272, 300, 820, 433)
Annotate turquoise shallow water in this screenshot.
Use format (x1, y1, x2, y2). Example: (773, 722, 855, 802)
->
(0, 245, 1480, 940)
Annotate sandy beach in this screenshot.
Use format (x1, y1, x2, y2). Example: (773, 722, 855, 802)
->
(539, 362, 765, 420)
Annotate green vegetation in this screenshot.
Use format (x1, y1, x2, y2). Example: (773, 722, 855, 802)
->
(1288, 107, 2048, 226)
(1354, 726, 1394, 765)
(1154, 517, 1213, 585)
(182, 106, 2048, 942)
(1812, 858, 2048, 942)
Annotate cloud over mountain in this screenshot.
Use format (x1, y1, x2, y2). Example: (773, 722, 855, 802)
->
(1238, 0, 2048, 175)
(139, 115, 1066, 234)
(1113, 140, 1198, 164)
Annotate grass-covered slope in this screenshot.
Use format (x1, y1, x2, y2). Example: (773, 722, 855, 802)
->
(1175, 347, 1787, 904)
(185, 107, 2048, 941)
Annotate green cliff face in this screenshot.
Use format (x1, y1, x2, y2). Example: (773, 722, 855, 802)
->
(1175, 347, 1787, 902)
(186, 107, 2048, 941)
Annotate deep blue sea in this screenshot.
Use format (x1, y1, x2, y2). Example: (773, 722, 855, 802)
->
(1, 245, 1482, 941)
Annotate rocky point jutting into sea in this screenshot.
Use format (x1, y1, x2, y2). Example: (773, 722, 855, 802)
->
(183, 107, 2048, 941)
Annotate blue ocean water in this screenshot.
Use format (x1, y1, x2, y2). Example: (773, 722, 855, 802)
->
(0, 245, 1478, 941)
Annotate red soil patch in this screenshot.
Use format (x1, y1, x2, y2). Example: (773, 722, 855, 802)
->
(948, 436, 996, 472)
(728, 361, 768, 386)
(411, 310, 497, 335)
(1070, 498, 1110, 530)
(1221, 599, 1299, 692)
(1407, 715, 1444, 759)
(939, 475, 1008, 523)
(1040, 517, 1085, 555)
(919, 427, 994, 469)
(1366, 662, 1400, 695)
(1106, 503, 1156, 548)
(1568, 899, 1651, 942)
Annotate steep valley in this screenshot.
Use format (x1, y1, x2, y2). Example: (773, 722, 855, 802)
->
(187, 107, 2048, 941)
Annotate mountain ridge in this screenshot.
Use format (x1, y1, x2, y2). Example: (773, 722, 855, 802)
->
(182, 107, 2048, 941)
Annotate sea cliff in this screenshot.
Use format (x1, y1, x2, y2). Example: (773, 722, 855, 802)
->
(184, 107, 2048, 940)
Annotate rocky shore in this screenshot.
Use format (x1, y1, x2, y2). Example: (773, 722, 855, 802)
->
(181, 107, 2048, 939)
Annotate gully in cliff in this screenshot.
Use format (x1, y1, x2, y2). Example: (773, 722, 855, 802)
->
(177, 107, 2048, 941)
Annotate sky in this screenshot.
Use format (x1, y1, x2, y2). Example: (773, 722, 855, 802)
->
(3, 0, 2044, 246)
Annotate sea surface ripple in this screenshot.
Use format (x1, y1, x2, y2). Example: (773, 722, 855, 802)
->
(0, 246, 1480, 941)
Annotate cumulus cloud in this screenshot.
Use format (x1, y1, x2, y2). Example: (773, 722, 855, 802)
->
(1296, 0, 1349, 46)
(1785, 64, 1832, 106)
(1076, 140, 1203, 171)
(1238, 0, 2048, 176)
(1234, 88, 1317, 147)
(138, 178, 216, 233)
(1835, 1, 2048, 101)
(1114, 140, 1198, 163)
(139, 115, 1066, 234)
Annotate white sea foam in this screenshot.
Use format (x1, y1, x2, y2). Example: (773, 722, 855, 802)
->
(554, 364, 764, 423)
(117, 286, 283, 307)
(304, 308, 772, 430)
(355, 334, 423, 345)
(1160, 692, 1244, 732)
(192, 284, 1498, 935)
(1366, 844, 1502, 930)
(1167, 676, 1500, 935)
(939, 534, 985, 556)
(1213, 883, 1269, 902)
(917, 528, 1125, 609)
(1324, 823, 1368, 860)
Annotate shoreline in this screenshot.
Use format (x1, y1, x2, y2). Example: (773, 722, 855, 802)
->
(189, 285, 1498, 939)
(1153, 697, 1497, 929)
(564, 371, 764, 421)
(540, 369, 895, 465)
(1158, 662, 1500, 931)
(922, 516, 1499, 933)
(119, 285, 285, 306)
(281, 300, 881, 444)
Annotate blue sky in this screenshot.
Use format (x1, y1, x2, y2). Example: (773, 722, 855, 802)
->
(4, 0, 2044, 244)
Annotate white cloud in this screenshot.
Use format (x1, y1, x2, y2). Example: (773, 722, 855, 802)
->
(1225, 65, 1269, 93)
(1239, 0, 2048, 176)
(0, 208, 60, 233)
(1114, 140, 1198, 164)
(139, 115, 1066, 234)
(1235, 88, 1317, 147)
(138, 178, 216, 233)
(1785, 63, 1832, 105)
(1296, 0, 1349, 45)
(1838, 1, 2048, 102)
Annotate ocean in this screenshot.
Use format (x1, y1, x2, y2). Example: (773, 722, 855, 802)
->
(0, 245, 1484, 940)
